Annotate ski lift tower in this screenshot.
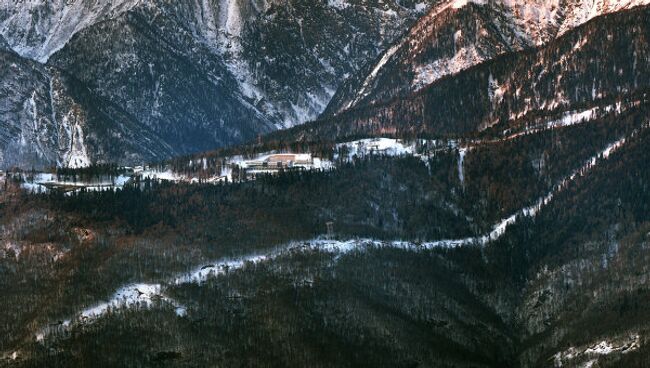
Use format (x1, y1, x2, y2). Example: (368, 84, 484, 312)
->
(326, 221, 335, 240)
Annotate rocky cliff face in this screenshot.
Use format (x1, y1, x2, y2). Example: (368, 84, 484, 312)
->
(0, 48, 174, 168)
(0, 0, 142, 62)
(0, 49, 58, 168)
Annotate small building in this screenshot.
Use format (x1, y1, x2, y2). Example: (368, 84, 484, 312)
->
(231, 152, 327, 180)
(265, 154, 314, 168)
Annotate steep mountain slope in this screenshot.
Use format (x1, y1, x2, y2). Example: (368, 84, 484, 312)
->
(0, 0, 439, 168)
(325, 0, 650, 116)
(0, 0, 142, 63)
(324, 0, 531, 116)
(275, 5, 650, 142)
(489, 111, 650, 367)
(0, 46, 174, 169)
(0, 50, 60, 168)
(48, 8, 276, 157)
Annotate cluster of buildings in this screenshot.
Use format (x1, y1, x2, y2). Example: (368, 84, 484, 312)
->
(233, 153, 331, 179)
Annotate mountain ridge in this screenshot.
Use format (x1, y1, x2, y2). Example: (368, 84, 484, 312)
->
(270, 5, 650, 144)
(0, 0, 438, 168)
(324, 0, 650, 117)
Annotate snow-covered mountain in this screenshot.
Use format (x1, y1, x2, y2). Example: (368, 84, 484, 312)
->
(324, 0, 530, 115)
(2, 0, 649, 168)
(0, 0, 437, 168)
(0, 47, 175, 168)
(0, 0, 142, 63)
(516, 0, 650, 42)
(274, 5, 650, 142)
(324, 0, 650, 116)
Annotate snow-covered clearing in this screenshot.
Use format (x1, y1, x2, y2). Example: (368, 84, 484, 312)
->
(17, 138, 423, 191)
(554, 333, 641, 367)
(138, 169, 185, 183)
(335, 138, 417, 160)
(138, 138, 428, 185)
(19, 173, 132, 194)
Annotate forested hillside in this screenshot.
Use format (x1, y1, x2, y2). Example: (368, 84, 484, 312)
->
(2, 96, 649, 366)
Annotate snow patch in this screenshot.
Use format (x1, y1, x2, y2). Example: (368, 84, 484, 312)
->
(78, 283, 165, 320)
(413, 46, 482, 90)
(414, 2, 428, 12)
(2, 242, 22, 259)
(458, 147, 467, 185)
(64, 123, 90, 169)
(347, 41, 403, 110)
(139, 169, 183, 182)
(488, 74, 506, 105)
(328, 0, 351, 10)
(38, 282, 186, 340)
(452, 0, 487, 9)
(554, 333, 641, 367)
(335, 138, 416, 161)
